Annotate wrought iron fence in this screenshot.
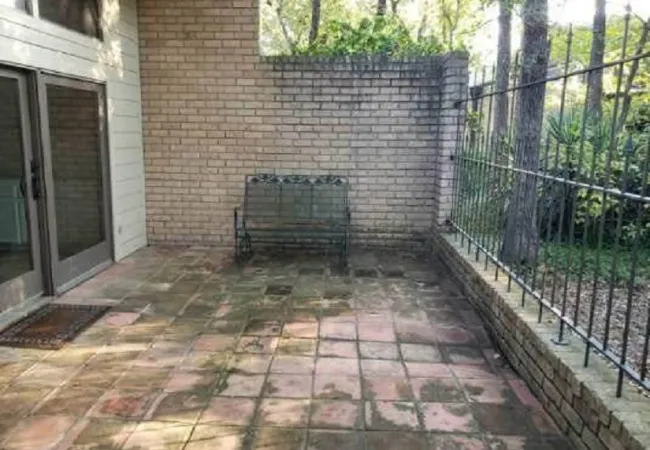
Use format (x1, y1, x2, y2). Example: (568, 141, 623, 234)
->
(450, 14, 650, 396)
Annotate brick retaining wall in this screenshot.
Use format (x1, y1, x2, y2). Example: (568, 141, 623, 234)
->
(434, 232, 650, 450)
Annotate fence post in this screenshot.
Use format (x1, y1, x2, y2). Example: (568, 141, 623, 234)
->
(434, 52, 469, 232)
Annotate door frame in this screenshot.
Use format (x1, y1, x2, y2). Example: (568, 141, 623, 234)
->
(37, 72, 113, 294)
(0, 67, 45, 306)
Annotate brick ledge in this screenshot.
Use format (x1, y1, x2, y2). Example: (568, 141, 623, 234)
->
(434, 232, 650, 450)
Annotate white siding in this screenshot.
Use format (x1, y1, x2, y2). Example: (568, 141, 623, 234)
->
(0, 0, 147, 261)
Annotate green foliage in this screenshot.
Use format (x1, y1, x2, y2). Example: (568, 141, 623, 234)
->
(296, 16, 443, 56)
(541, 242, 650, 285)
(541, 107, 650, 246)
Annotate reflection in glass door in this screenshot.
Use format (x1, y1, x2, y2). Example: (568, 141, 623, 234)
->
(0, 70, 44, 310)
(39, 75, 112, 293)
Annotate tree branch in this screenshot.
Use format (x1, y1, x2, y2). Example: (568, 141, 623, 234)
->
(617, 18, 649, 132)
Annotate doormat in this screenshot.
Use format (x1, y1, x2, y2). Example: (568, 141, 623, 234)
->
(0, 303, 110, 350)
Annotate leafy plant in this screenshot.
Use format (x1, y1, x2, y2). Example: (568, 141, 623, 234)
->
(296, 16, 443, 56)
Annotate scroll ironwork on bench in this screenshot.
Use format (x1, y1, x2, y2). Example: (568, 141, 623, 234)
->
(234, 174, 351, 265)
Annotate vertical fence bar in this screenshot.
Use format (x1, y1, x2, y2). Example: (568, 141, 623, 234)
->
(553, 26, 574, 343)
(566, 71, 593, 333)
(638, 139, 650, 383)
(615, 137, 639, 396)
(477, 67, 496, 263)
(468, 69, 488, 257)
(592, 12, 630, 361)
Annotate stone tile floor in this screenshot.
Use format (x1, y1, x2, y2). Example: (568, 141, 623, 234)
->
(0, 248, 574, 450)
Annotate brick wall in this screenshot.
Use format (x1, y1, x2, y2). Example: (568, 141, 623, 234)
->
(137, 0, 467, 248)
(435, 233, 650, 450)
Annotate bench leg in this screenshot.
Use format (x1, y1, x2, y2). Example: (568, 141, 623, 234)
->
(242, 232, 253, 261)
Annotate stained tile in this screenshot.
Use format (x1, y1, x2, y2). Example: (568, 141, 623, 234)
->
(400, 343, 442, 362)
(472, 404, 537, 435)
(316, 357, 359, 376)
(148, 391, 209, 423)
(410, 377, 466, 402)
(405, 362, 453, 378)
(228, 354, 273, 375)
(164, 370, 218, 393)
(264, 374, 313, 398)
(419, 403, 477, 432)
(445, 346, 486, 365)
(310, 400, 362, 429)
(200, 397, 256, 426)
(357, 309, 392, 323)
(185, 425, 246, 450)
(429, 434, 488, 449)
(319, 340, 358, 358)
(364, 401, 419, 431)
(180, 351, 230, 370)
(217, 374, 265, 397)
(307, 430, 364, 450)
(34, 387, 105, 417)
(244, 320, 283, 336)
(257, 399, 309, 427)
(236, 337, 279, 354)
(358, 323, 396, 342)
(115, 368, 171, 390)
(360, 359, 405, 377)
(270, 355, 315, 374)
(359, 342, 399, 360)
(266, 285, 293, 296)
(278, 338, 318, 356)
(365, 431, 428, 450)
(69, 418, 137, 449)
(252, 427, 305, 450)
(122, 421, 193, 450)
(451, 364, 500, 380)
(363, 377, 412, 401)
(3, 415, 76, 450)
(462, 379, 518, 405)
(319, 322, 356, 340)
(313, 374, 361, 400)
(193, 334, 237, 352)
(283, 322, 319, 339)
(91, 389, 157, 419)
(433, 326, 477, 346)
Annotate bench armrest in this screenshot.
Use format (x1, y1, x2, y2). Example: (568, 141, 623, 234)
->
(234, 206, 246, 229)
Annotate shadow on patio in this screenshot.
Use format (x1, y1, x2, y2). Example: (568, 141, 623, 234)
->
(0, 248, 572, 449)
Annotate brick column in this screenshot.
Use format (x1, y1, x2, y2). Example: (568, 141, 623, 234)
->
(433, 52, 469, 231)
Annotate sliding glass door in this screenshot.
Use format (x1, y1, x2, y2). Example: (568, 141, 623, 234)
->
(38, 75, 112, 294)
(0, 69, 44, 309)
(0, 69, 111, 310)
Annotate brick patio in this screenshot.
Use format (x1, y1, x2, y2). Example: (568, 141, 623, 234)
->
(0, 248, 572, 449)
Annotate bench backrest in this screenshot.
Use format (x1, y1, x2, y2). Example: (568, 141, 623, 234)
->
(243, 174, 348, 225)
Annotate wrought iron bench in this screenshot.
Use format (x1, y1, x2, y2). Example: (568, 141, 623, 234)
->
(234, 174, 350, 265)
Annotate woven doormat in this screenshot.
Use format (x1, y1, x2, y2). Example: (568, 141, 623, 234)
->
(0, 303, 110, 350)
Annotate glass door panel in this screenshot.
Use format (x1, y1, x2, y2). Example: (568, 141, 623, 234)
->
(39, 75, 111, 293)
(0, 70, 44, 311)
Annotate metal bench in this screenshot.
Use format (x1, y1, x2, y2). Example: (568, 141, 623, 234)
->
(234, 174, 350, 265)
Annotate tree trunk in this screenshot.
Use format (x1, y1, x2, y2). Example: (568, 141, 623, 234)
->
(268, 0, 295, 53)
(500, 0, 549, 266)
(377, 0, 387, 16)
(309, 0, 321, 45)
(390, 0, 399, 14)
(586, 0, 606, 118)
(617, 18, 650, 132)
(493, 0, 512, 152)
